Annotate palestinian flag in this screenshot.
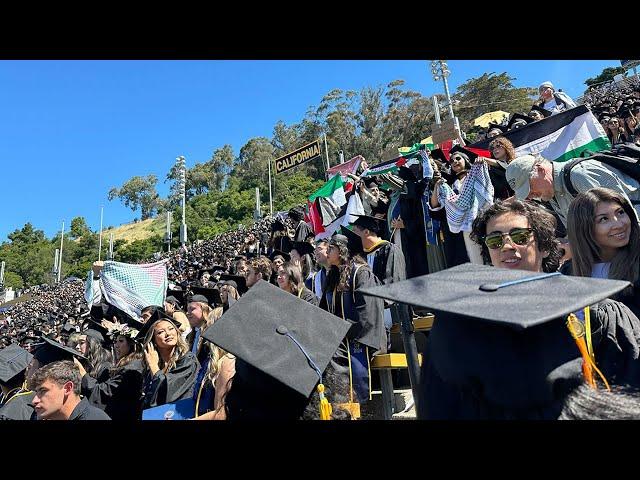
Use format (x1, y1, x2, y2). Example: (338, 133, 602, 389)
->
(469, 106, 610, 162)
(361, 156, 420, 177)
(307, 174, 348, 234)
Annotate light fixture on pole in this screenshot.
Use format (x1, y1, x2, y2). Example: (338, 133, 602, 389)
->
(176, 156, 188, 246)
(430, 60, 455, 119)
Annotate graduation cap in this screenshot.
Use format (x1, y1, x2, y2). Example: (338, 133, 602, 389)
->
(448, 145, 478, 163)
(166, 288, 185, 309)
(429, 148, 448, 164)
(189, 286, 222, 307)
(271, 218, 287, 232)
(350, 214, 384, 235)
(618, 108, 634, 120)
(288, 206, 305, 221)
(33, 336, 88, 366)
(507, 113, 535, 130)
(290, 241, 315, 258)
(530, 104, 553, 118)
(269, 250, 291, 262)
(135, 310, 182, 342)
(0, 344, 33, 384)
(201, 280, 351, 419)
(486, 123, 508, 135)
(219, 274, 248, 295)
(359, 264, 631, 419)
(61, 322, 77, 334)
(334, 227, 363, 256)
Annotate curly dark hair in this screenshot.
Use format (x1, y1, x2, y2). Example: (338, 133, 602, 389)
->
(470, 199, 562, 272)
(488, 136, 516, 163)
(325, 240, 352, 292)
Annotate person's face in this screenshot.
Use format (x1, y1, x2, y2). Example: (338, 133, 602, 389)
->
(25, 357, 40, 384)
(352, 224, 367, 239)
(327, 244, 342, 267)
(593, 201, 632, 258)
(608, 118, 620, 131)
(485, 212, 546, 272)
(540, 86, 554, 101)
(450, 154, 467, 173)
(187, 302, 205, 328)
(77, 335, 89, 355)
(220, 286, 229, 304)
(32, 379, 72, 420)
(625, 116, 638, 131)
(141, 310, 153, 323)
(368, 184, 380, 197)
(236, 262, 248, 276)
(114, 335, 131, 360)
(201, 273, 210, 283)
(290, 249, 301, 265)
(164, 302, 176, 314)
(529, 111, 544, 121)
(487, 129, 500, 138)
(490, 143, 507, 161)
(272, 257, 284, 270)
(153, 320, 178, 350)
(314, 243, 328, 265)
(245, 267, 261, 288)
(276, 267, 290, 290)
(527, 164, 555, 202)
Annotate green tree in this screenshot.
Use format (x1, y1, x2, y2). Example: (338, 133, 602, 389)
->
(451, 73, 537, 131)
(3, 271, 24, 289)
(108, 175, 160, 220)
(585, 66, 626, 87)
(70, 216, 90, 238)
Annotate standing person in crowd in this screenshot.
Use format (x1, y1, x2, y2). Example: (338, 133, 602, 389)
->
(290, 241, 316, 290)
(268, 219, 292, 255)
(276, 262, 319, 306)
(485, 137, 516, 201)
(310, 239, 330, 298)
(319, 234, 385, 407)
(165, 292, 190, 338)
(76, 328, 113, 383)
(470, 198, 563, 273)
(138, 313, 198, 409)
(289, 206, 314, 242)
(245, 256, 272, 290)
(76, 322, 145, 421)
(534, 81, 577, 115)
(269, 251, 290, 285)
(31, 360, 110, 420)
(186, 293, 219, 356)
(506, 154, 640, 229)
(0, 345, 32, 407)
(528, 104, 552, 121)
(606, 116, 628, 145)
(564, 188, 640, 317)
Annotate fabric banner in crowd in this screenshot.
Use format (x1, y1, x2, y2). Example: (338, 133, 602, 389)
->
(361, 155, 420, 177)
(315, 190, 365, 240)
(97, 260, 168, 320)
(307, 174, 348, 234)
(326, 155, 363, 179)
(469, 106, 610, 162)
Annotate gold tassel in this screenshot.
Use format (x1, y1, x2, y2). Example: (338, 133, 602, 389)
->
(317, 383, 332, 420)
(566, 313, 610, 391)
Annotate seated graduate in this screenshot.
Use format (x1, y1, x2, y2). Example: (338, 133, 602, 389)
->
(76, 318, 146, 421)
(197, 280, 354, 420)
(276, 262, 319, 306)
(0, 337, 89, 420)
(137, 309, 198, 409)
(359, 263, 632, 419)
(0, 345, 33, 407)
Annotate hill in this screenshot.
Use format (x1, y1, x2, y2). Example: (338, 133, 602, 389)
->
(104, 217, 166, 243)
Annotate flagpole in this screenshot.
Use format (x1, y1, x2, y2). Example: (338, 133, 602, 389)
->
(98, 205, 104, 261)
(267, 156, 273, 216)
(57, 221, 64, 283)
(323, 134, 330, 170)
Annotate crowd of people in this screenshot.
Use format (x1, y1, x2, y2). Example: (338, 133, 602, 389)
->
(2, 76, 640, 421)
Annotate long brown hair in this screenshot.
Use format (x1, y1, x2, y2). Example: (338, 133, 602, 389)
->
(143, 320, 190, 373)
(488, 136, 516, 163)
(279, 261, 305, 295)
(567, 188, 640, 292)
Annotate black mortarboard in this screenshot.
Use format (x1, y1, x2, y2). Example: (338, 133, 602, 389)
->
(269, 250, 291, 262)
(448, 145, 478, 163)
(618, 108, 633, 119)
(201, 281, 351, 418)
(189, 286, 222, 306)
(166, 288, 185, 309)
(288, 206, 305, 221)
(507, 113, 535, 130)
(33, 336, 88, 366)
(429, 148, 448, 164)
(530, 104, 552, 118)
(0, 344, 33, 384)
(271, 219, 286, 232)
(290, 241, 315, 258)
(219, 274, 248, 295)
(350, 214, 384, 234)
(360, 264, 631, 419)
(486, 123, 508, 134)
(334, 227, 363, 255)
(135, 310, 182, 341)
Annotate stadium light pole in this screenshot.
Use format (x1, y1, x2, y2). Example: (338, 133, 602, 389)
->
(57, 221, 64, 283)
(177, 156, 188, 246)
(431, 60, 455, 119)
(98, 205, 104, 261)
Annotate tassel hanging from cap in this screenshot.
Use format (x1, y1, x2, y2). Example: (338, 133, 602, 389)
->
(566, 313, 610, 391)
(317, 383, 332, 420)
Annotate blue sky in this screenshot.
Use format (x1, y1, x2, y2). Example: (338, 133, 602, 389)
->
(0, 59, 622, 242)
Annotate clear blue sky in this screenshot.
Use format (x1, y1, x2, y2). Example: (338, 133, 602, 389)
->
(0, 59, 622, 242)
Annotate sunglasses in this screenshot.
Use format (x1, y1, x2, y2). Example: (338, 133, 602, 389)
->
(483, 227, 533, 250)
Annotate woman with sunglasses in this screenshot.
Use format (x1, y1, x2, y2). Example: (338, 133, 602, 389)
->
(606, 116, 628, 145)
(470, 198, 562, 273)
(485, 137, 516, 201)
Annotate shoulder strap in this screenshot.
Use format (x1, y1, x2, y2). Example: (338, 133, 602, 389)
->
(563, 157, 590, 197)
(351, 263, 365, 303)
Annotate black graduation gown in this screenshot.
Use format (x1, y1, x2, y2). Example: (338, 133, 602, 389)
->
(299, 286, 319, 306)
(293, 222, 314, 242)
(396, 180, 430, 279)
(81, 359, 145, 421)
(0, 391, 36, 420)
(143, 352, 199, 408)
(364, 241, 407, 286)
(68, 397, 112, 420)
(488, 164, 514, 201)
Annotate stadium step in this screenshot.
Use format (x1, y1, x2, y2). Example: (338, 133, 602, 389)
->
(389, 314, 434, 334)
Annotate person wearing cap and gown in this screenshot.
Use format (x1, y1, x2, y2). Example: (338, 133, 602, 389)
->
(0, 337, 89, 420)
(485, 136, 516, 201)
(0, 345, 32, 407)
(76, 326, 113, 383)
(269, 250, 290, 285)
(164, 290, 190, 338)
(350, 215, 406, 339)
(268, 219, 293, 255)
(319, 234, 386, 405)
(276, 262, 319, 306)
(290, 241, 316, 291)
(359, 263, 632, 419)
(197, 281, 353, 420)
(289, 207, 314, 243)
(77, 321, 145, 421)
(139, 312, 198, 409)
(310, 239, 330, 298)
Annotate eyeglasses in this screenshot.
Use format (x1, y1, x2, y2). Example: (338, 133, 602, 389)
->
(490, 145, 504, 150)
(483, 227, 533, 250)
